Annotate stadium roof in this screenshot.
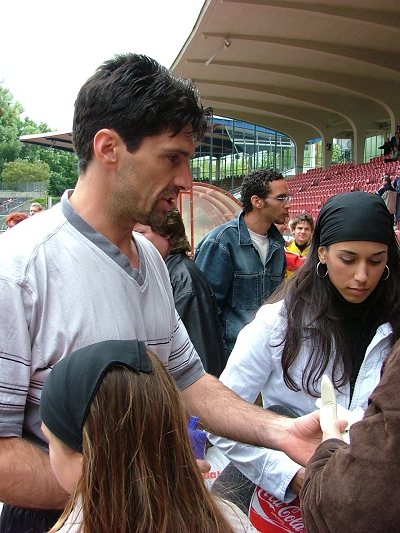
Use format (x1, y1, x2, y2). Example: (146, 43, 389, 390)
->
(20, 1, 400, 167)
(19, 131, 73, 152)
(171, 0, 400, 162)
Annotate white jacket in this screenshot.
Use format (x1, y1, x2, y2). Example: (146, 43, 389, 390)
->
(55, 500, 257, 532)
(209, 300, 393, 502)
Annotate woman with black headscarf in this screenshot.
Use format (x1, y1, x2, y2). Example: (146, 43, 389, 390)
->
(208, 192, 400, 528)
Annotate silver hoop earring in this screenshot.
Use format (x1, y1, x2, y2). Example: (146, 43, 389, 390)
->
(316, 261, 328, 278)
(382, 265, 390, 281)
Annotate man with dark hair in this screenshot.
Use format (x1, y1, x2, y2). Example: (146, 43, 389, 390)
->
(0, 54, 319, 532)
(195, 169, 290, 355)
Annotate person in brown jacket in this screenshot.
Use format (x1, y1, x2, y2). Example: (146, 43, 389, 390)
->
(301, 304, 400, 532)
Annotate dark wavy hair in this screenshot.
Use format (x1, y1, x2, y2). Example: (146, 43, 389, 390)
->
(152, 209, 191, 255)
(240, 168, 285, 213)
(269, 209, 400, 395)
(73, 53, 210, 173)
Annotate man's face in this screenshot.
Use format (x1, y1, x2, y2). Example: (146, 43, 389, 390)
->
(293, 221, 312, 246)
(261, 179, 291, 225)
(111, 127, 195, 227)
(30, 205, 41, 216)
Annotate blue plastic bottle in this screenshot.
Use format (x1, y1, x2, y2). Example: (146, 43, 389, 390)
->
(188, 415, 207, 460)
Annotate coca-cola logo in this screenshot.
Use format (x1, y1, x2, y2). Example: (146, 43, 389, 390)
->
(250, 487, 305, 533)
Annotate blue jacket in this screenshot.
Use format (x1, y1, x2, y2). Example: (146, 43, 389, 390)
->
(195, 212, 286, 355)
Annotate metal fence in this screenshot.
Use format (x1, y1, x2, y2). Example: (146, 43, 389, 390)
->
(0, 181, 47, 193)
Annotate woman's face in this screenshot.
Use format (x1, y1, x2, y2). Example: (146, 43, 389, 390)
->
(134, 223, 170, 259)
(41, 423, 82, 494)
(318, 241, 388, 303)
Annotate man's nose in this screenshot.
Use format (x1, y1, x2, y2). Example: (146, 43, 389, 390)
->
(175, 165, 193, 190)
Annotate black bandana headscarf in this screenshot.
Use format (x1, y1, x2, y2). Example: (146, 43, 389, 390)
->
(40, 340, 153, 452)
(318, 191, 393, 246)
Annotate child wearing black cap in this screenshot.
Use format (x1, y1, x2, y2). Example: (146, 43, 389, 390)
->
(40, 340, 256, 533)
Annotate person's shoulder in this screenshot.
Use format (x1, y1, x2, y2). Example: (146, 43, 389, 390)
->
(286, 240, 298, 252)
(217, 499, 259, 532)
(166, 253, 189, 278)
(168, 254, 210, 289)
(254, 299, 285, 325)
(198, 216, 239, 243)
(180, 256, 214, 289)
(0, 205, 65, 267)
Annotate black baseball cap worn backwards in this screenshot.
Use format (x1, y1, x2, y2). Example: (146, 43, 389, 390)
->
(40, 339, 153, 453)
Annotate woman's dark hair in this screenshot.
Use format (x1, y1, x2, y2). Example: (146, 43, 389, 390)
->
(73, 53, 210, 173)
(269, 210, 400, 395)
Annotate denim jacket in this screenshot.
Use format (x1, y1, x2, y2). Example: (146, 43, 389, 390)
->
(194, 212, 285, 355)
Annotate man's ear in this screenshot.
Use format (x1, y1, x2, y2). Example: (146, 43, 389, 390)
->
(318, 246, 327, 263)
(250, 195, 264, 209)
(92, 129, 121, 166)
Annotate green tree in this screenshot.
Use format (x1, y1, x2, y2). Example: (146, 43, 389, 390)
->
(332, 143, 344, 163)
(0, 85, 24, 173)
(1, 159, 50, 184)
(23, 144, 78, 195)
(48, 170, 78, 196)
(0, 81, 78, 194)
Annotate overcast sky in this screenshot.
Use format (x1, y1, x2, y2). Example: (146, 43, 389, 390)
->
(1, 0, 204, 131)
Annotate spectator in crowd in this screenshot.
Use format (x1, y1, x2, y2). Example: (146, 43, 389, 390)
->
(377, 175, 395, 196)
(1, 198, 15, 214)
(40, 340, 256, 533)
(390, 130, 400, 151)
(30, 202, 44, 216)
(209, 192, 400, 518)
(0, 53, 320, 532)
(379, 138, 393, 156)
(285, 212, 314, 278)
(377, 176, 397, 219)
(195, 169, 289, 356)
(385, 143, 400, 162)
(135, 209, 226, 376)
(394, 175, 400, 231)
(5, 212, 29, 229)
(301, 336, 400, 532)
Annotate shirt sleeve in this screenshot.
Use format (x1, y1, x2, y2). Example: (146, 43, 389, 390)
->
(300, 348, 400, 533)
(168, 310, 205, 391)
(208, 308, 302, 502)
(0, 277, 33, 437)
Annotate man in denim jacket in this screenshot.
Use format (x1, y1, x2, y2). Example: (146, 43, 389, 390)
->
(195, 169, 289, 358)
